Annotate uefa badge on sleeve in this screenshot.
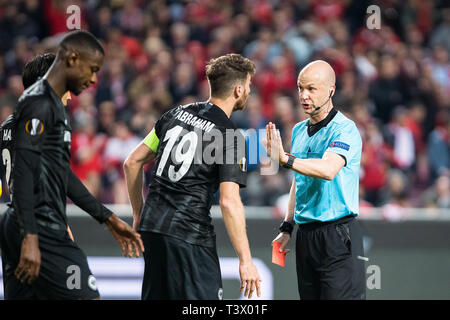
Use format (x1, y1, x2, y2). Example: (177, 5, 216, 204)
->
(25, 119, 44, 136)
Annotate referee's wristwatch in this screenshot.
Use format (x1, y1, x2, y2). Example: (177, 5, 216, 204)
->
(282, 153, 296, 169)
(279, 221, 294, 236)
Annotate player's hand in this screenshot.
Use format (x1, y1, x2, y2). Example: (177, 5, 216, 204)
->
(239, 261, 262, 299)
(105, 214, 145, 258)
(262, 122, 288, 165)
(15, 234, 41, 284)
(272, 232, 291, 254)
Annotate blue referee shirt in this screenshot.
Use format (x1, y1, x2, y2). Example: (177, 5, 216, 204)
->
(290, 110, 362, 224)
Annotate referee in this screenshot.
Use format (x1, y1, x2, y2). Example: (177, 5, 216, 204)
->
(264, 60, 366, 300)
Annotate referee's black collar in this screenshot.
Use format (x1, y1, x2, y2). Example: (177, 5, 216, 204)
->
(306, 108, 338, 137)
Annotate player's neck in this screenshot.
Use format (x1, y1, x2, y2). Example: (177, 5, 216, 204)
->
(45, 64, 68, 99)
(208, 97, 233, 118)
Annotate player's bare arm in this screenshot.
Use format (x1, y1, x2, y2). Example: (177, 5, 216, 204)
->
(219, 181, 261, 299)
(263, 122, 345, 180)
(124, 140, 157, 231)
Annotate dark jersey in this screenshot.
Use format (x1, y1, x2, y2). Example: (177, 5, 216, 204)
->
(11, 79, 72, 233)
(0, 115, 15, 191)
(139, 102, 247, 248)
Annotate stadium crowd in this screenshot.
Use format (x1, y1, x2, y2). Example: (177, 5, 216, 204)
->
(0, 0, 448, 217)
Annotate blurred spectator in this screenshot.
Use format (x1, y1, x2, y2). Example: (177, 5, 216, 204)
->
(381, 169, 410, 221)
(427, 114, 450, 180)
(369, 54, 406, 124)
(70, 116, 107, 199)
(430, 8, 450, 53)
(103, 121, 141, 204)
(422, 174, 450, 209)
(385, 106, 416, 172)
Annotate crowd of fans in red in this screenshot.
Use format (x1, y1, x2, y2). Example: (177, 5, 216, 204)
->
(0, 0, 448, 217)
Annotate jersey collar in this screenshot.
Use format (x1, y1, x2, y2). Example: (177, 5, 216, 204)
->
(306, 108, 338, 137)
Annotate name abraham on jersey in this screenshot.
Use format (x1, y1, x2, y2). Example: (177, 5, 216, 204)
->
(3, 129, 11, 141)
(175, 110, 216, 133)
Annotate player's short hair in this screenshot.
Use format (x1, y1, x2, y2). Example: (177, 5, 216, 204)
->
(59, 30, 105, 57)
(22, 53, 56, 89)
(206, 54, 255, 99)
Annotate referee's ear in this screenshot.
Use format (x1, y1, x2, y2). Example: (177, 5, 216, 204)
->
(330, 86, 336, 97)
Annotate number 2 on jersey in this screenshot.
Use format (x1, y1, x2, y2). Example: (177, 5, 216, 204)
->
(156, 125, 198, 182)
(2, 148, 11, 186)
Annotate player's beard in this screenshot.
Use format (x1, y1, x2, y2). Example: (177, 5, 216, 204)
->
(233, 89, 249, 112)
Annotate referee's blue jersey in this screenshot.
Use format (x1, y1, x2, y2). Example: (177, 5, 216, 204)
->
(290, 111, 362, 224)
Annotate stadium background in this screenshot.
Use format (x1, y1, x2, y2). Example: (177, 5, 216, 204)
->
(0, 0, 449, 299)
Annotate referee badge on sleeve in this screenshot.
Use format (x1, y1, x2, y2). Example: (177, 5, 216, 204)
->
(330, 141, 350, 151)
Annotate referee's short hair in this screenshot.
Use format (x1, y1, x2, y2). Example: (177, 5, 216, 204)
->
(206, 54, 255, 99)
(58, 30, 104, 57)
(22, 53, 55, 89)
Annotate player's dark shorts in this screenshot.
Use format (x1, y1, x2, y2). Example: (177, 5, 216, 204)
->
(295, 215, 366, 300)
(140, 231, 223, 300)
(0, 208, 99, 300)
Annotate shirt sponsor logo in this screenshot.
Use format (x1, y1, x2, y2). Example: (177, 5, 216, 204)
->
(330, 141, 350, 151)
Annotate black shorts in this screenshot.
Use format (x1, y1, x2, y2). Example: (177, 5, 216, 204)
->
(0, 208, 99, 300)
(140, 231, 223, 300)
(295, 215, 366, 300)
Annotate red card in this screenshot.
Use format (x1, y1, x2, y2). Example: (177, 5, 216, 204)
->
(272, 241, 285, 267)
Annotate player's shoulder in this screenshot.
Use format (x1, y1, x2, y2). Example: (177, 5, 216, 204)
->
(0, 115, 15, 130)
(330, 111, 358, 131)
(292, 119, 308, 133)
(16, 80, 53, 115)
(179, 101, 233, 129)
(330, 111, 361, 142)
(18, 79, 52, 104)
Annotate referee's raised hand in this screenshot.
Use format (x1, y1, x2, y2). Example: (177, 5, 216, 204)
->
(263, 122, 288, 165)
(105, 214, 145, 258)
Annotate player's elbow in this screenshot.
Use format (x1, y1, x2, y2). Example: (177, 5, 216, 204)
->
(123, 155, 140, 172)
(219, 195, 241, 212)
(322, 172, 334, 181)
(321, 167, 338, 181)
